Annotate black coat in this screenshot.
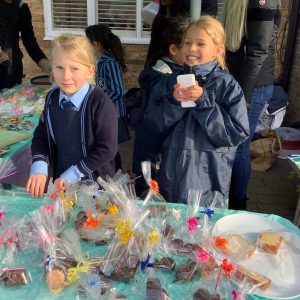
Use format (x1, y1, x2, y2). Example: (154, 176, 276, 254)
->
(0, 0, 46, 90)
(226, 0, 281, 104)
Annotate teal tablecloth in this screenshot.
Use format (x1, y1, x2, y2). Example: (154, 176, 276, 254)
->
(0, 192, 299, 300)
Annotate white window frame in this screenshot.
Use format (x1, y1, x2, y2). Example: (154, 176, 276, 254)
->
(42, 0, 150, 44)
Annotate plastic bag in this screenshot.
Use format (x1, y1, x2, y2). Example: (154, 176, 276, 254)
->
(0, 81, 47, 117)
(0, 223, 32, 287)
(0, 158, 17, 181)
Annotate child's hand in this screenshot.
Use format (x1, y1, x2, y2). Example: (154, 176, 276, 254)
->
(26, 174, 47, 198)
(54, 177, 67, 193)
(173, 81, 203, 102)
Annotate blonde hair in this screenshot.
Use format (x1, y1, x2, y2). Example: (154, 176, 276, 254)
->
(51, 34, 95, 82)
(220, 0, 249, 52)
(186, 16, 226, 70)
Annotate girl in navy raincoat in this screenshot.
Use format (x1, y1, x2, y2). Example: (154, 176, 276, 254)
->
(144, 16, 249, 204)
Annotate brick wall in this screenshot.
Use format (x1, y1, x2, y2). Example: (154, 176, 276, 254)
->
(22, 0, 298, 118)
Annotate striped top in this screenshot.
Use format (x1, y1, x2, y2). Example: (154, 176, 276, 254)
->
(95, 53, 126, 117)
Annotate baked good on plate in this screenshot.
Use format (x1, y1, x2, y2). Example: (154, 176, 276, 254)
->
(235, 265, 271, 290)
(257, 231, 283, 254)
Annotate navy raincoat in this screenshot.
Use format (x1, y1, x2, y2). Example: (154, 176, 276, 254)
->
(144, 62, 250, 203)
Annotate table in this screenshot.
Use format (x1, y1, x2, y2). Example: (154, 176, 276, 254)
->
(0, 116, 39, 187)
(0, 192, 299, 300)
(287, 155, 300, 226)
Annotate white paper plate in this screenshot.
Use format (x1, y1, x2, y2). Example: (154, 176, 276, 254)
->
(211, 213, 300, 299)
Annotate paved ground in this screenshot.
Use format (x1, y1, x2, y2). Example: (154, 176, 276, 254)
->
(247, 158, 298, 222)
(119, 131, 299, 224)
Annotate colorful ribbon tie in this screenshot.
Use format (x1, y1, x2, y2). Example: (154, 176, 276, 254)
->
(115, 219, 133, 244)
(49, 192, 59, 200)
(6, 236, 15, 248)
(187, 217, 197, 232)
(200, 208, 214, 219)
(141, 253, 155, 272)
(43, 203, 55, 213)
(83, 209, 102, 229)
(148, 230, 160, 247)
(87, 278, 110, 289)
(88, 278, 99, 287)
(232, 290, 238, 300)
(60, 192, 74, 207)
(150, 179, 159, 193)
(196, 250, 210, 263)
(46, 255, 55, 266)
(214, 236, 228, 251)
(0, 211, 6, 225)
(66, 265, 89, 285)
(107, 202, 119, 215)
(221, 258, 234, 278)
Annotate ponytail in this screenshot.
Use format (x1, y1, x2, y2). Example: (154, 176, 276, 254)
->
(85, 24, 127, 72)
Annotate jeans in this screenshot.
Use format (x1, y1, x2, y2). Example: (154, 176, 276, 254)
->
(230, 84, 274, 199)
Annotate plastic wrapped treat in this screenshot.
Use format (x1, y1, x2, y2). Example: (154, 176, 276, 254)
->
(146, 277, 170, 300)
(0, 82, 48, 118)
(233, 265, 271, 290)
(0, 224, 32, 287)
(192, 288, 225, 300)
(74, 177, 122, 245)
(213, 234, 255, 260)
(77, 273, 126, 300)
(140, 161, 168, 219)
(153, 256, 176, 272)
(74, 178, 120, 244)
(131, 269, 171, 300)
(47, 182, 77, 217)
(105, 219, 146, 282)
(31, 214, 81, 293)
(0, 267, 31, 287)
(0, 203, 15, 228)
(174, 259, 199, 282)
(76, 180, 99, 213)
(256, 231, 283, 254)
(202, 191, 229, 210)
(186, 258, 234, 300)
(109, 251, 140, 282)
(44, 235, 82, 293)
(162, 190, 204, 257)
(30, 199, 67, 247)
(74, 208, 113, 245)
(97, 173, 154, 282)
(0, 158, 17, 181)
(195, 247, 217, 280)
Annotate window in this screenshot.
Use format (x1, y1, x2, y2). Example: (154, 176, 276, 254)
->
(43, 0, 152, 44)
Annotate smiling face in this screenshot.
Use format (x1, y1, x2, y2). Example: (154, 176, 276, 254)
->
(51, 46, 94, 96)
(182, 25, 222, 66)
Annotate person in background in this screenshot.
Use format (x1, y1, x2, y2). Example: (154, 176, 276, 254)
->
(133, 16, 189, 197)
(85, 24, 130, 171)
(0, 0, 51, 91)
(145, 0, 218, 68)
(220, 0, 282, 209)
(26, 34, 118, 198)
(144, 16, 249, 204)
